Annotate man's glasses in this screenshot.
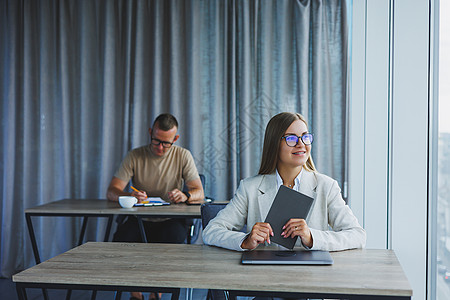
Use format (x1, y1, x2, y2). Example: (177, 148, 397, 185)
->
(151, 137, 174, 148)
(281, 133, 314, 147)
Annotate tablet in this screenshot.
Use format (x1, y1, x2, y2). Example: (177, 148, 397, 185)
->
(264, 185, 314, 249)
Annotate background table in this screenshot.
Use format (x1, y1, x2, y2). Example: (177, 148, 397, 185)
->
(14, 242, 413, 300)
(25, 199, 204, 264)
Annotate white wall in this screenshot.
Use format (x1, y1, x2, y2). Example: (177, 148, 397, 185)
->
(349, 1, 430, 299)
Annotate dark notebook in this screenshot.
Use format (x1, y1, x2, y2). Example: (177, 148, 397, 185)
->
(241, 249, 333, 265)
(264, 185, 314, 249)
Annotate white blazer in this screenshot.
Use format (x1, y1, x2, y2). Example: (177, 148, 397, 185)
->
(202, 171, 366, 251)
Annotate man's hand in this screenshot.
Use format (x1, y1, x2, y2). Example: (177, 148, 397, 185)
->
(106, 177, 133, 202)
(241, 222, 274, 250)
(182, 178, 205, 204)
(131, 189, 148, 202)
(167, 188, 188, 203)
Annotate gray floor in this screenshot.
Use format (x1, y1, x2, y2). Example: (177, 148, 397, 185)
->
(1, 278, 208, 300)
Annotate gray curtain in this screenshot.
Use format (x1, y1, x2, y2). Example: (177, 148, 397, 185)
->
(0, 0, 348, 277)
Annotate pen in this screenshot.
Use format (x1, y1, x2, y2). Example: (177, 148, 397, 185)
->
(130, 186, 148, 204)
(130, 186, 142, 193)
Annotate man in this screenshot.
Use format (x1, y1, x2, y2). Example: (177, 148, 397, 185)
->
(107, 112, 204, 240)
(107, 113, 204, 299)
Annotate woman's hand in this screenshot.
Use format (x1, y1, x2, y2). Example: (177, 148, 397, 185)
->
(282, 218, 313, 248)
(241, 222, 274, 250)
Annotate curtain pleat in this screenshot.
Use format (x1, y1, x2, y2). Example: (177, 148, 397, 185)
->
(0, 0, 348, 277)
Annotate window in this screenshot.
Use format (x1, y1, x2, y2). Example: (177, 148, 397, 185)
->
(433, 1, 450, 299)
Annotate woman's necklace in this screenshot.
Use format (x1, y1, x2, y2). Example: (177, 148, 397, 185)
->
(284, 181, 294, 188)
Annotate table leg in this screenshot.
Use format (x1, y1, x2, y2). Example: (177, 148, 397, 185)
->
(170, 289, 180, 300)
(15, 284, 26, 300)
(39, 287, 45, 300)
(25, 215, 50, 300)
(136, 216, 147, 243)
(78, 216, 89, 245)
(79, 215, 114, 244)
(115, 291, 122, 300)
(227, 291, 237, 300)
(90, 290, 97, 300)
(103, 215, 114, 242)
(25, 214, 41, 264)
(65, 289, 72, 300)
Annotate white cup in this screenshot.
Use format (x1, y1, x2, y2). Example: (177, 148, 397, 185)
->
(119, 196, 137, 208)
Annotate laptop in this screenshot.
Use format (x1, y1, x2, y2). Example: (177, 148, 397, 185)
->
(241, 250, 333, 265)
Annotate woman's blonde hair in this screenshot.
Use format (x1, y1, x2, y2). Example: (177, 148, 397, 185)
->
(258, 112, 317, 174)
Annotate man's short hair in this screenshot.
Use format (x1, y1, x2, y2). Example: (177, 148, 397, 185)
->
(153, 113, 179, 131)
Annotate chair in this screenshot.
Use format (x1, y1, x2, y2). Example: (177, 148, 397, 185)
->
(201, 202, 227, 229)
(201, 202, 229, 300)
(183, 174, 207, 195)
(184, 174, 212, 244)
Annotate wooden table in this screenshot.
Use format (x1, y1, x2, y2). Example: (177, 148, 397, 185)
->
(13, 242, 413, 300)
(25, 199, 204, 264)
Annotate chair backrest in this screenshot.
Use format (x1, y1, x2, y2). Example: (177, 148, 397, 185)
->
(201, 202, 227, 229)
(183, 173, 206, 192)
(199, 174, 205, 189)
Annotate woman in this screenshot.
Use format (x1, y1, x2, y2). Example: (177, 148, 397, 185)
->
(203, 112, 366, 251)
